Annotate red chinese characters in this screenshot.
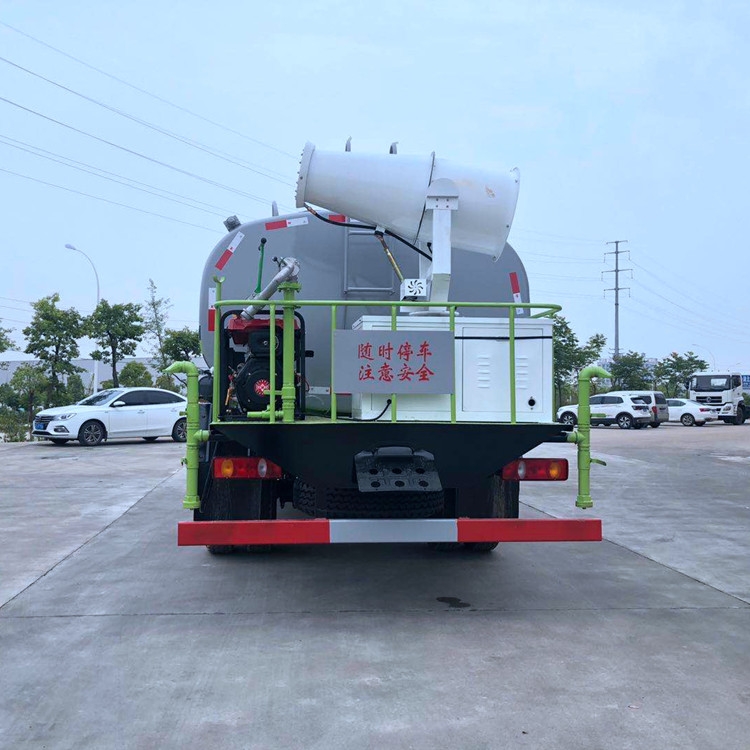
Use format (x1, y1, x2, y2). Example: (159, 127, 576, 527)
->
(356, 337, 436, 384)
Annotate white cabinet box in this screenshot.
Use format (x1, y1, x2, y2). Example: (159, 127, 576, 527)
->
(351, 316, 553, 423)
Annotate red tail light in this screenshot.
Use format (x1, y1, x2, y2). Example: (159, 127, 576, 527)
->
(502, 458, 569, 481)
(652, 405, 658, 416)
(213, 457, 283, 480)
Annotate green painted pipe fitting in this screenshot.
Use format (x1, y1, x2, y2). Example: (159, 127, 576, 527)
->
(575, 365, 611, 509)
(165, 360, 202, 510)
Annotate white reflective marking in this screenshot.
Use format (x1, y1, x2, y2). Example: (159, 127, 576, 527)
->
(329, 519, 458, 543)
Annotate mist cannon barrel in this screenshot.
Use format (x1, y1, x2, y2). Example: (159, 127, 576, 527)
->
(295, 141, 520, 258)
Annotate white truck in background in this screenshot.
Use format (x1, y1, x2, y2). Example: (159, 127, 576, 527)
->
(688, 372, 747, 425)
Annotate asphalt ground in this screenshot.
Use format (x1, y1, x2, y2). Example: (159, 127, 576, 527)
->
(1, 422, 749, 749)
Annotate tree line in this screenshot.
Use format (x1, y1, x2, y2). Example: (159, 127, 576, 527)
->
(552, 315, 710, 407)
(0, 280, 200, 440)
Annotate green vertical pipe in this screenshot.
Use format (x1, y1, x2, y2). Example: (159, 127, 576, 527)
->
(280, 284, 298, 422)
(509, 306, 517, 423)
(269, 302, 276, 424)
(571, 365, 611, 509)
(165, 360, 204, 510)
(390, 304, 398, 422)
(449, 305, 457, 423)
(211, 276, 224, 419)
(330, 305, 338, 421)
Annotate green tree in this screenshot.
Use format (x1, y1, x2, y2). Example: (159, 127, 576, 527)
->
(609, 351, 651, 390)
(64, 373, 86, 404)
(163, 327, 201, 363)
(119, 361, 153, 387)
(0, 406, 26, 442)
(0, 320, 13, 354)
(143, 279, 172, 372)
(10, 364, 47, 438)
(154, 373, 180, 392)
(653, 351, 709, 397)
(87, 300, 145, 387)
(552, 315, 607, 407)
(22, 294, 84, 407)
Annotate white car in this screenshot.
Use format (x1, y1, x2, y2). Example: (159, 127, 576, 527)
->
(33, 387, 188, 446)
(667, 398, 719, 426)
(557, 394, 652, 429)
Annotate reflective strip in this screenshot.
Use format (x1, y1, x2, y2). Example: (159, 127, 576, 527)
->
(265, 217, 309, 231)
(178, 520, 330, 546)
(457, 518, 602, 543)
(329, 519, 457, 544)
(509, 271, 522, 304)
(215, 231, 244, 270)
(207, 287, 216, 332)
(177, 518, 602, 546)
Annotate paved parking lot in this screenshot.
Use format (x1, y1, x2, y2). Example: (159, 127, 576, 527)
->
(1, 424, 749, 749)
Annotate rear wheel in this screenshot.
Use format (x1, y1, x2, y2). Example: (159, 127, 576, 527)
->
(616, 413, 633, 430)
(681, 413, 695, 426)
(463, 475, 520, 552)
(197, 476, 277, 554)
(649, 421, 661, 428)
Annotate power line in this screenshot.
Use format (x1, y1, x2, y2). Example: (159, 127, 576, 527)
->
(0, 95, 281, 208)
(0, 133, 236, 214)
(0, 136, 230, 218)
(0, 54, 294, 186)
(513, 228, 603, 244)
(0, 167, 218, 232)
(0, 20, 297, 160)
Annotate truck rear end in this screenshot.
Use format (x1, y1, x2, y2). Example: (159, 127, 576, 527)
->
(170, 141, 606, 552)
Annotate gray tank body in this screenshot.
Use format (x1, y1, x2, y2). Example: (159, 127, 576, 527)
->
(199, 210, 530, 388)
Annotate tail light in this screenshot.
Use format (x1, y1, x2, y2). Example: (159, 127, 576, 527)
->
(651, 405, 658, 416)
(502, 458, 568, 481)
(213, 457, 283, 479)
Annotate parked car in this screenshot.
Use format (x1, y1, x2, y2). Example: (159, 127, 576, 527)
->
(607, 390, 669, 428)
(667, 398, 720, 426)
(556, 394, 652, 429)
(32, 387, 188, 446)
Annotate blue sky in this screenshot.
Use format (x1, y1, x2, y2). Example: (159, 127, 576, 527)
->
(1, 0, 748, 371)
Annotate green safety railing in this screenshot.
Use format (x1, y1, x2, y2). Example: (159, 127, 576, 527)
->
(168, 282, 609, 511)
(210, 276, 562, 426)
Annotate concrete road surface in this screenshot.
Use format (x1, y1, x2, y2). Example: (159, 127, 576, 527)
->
(1, 425, 749, 749)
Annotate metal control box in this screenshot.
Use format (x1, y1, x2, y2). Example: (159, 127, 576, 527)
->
(351, 316, 553, 423)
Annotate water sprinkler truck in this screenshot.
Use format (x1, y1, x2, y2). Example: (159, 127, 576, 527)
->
(167, 142, 607, 552)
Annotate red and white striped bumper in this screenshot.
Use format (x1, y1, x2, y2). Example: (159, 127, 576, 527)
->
(178, 518, 602, 546)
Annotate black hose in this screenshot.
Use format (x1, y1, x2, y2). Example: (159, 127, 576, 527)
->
(339, 398, 392, 422)
(305, 205, 431, 260)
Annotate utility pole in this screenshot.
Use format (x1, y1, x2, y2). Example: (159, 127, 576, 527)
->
(603, 240, 630, 358)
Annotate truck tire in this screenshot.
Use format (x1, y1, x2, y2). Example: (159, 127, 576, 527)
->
(197, 476, 277, 554)
(463, 475, 520, 552)
(292, 479, 444, 519)
(734, 406, 745, 425)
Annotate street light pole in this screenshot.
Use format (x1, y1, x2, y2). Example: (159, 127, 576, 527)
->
(65, 244, 101, 393)
(691, 343, 716, 371)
